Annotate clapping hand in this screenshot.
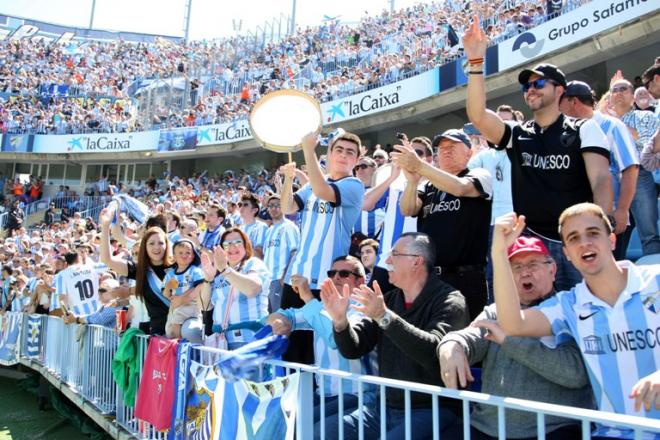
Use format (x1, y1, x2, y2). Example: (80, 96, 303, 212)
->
(212, 245, 228, 272)
(350, 281, 387, 320)
(319, 278, 350, 330)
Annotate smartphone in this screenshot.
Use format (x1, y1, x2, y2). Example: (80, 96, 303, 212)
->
(396, 132, 406, 140)
(463, 123, 481, 136)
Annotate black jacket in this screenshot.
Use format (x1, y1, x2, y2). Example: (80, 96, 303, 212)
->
(334, 273, 468, 410)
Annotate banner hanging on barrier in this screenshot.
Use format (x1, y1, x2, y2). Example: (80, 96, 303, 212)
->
(320, 68, 440, 124)
(32, 130, 159, 154)
(0, 312, 22, 365)
(497, 0, 658, 71)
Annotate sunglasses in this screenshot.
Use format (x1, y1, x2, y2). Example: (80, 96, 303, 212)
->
(354, 164, 372, 171)
(221, 239, 244, 249)
(521, 78, 556, 93)
(414, 149, 425, 157)
(327, 269, 360, 278)
(611, 85, 631, 94)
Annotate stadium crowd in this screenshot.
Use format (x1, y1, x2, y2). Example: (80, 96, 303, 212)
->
(1, 0, 583, 134)
(2, 39, 660, 436)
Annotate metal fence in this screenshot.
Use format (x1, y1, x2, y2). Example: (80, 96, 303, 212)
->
(8, 312, 660, 440)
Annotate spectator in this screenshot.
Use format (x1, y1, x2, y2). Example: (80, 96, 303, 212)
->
(262, 194, 300, 312)
(395, 130, 492, 321)
(279, 130, 365, 364)
(491, 204, 660, 436)
(6, 200, 25, 235)
(609, 77, 660, 256)
(239, 193, 268, 259)
(267, 256, 376, 431)
(200, 228, 270, 349)
(100, 206, 174, 335)
(323, 232, 468, 439)
(559, 80, 640, 260)
(464, 17, 612, 291)
(43, 203, 56, 226)
(439, 236, 594, 439)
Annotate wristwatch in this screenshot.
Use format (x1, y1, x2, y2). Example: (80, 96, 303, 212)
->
(378, 310, 393, 329)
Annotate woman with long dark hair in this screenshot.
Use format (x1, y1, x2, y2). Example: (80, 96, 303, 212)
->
(99, 207, 174, 334)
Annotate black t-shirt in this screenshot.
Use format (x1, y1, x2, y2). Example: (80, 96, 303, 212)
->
(417, 169, 492, 267)
(495, 115, 609, 240)
(126, 259, 171, 335)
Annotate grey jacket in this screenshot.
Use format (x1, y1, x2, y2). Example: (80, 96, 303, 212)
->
(438, 304, 595, 438)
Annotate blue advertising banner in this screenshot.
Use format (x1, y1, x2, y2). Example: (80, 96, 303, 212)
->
(0, 312, 22, 366)
(158, 127, 198, 153)
(32, 131, 159, 154)
(1, 133, 33, 152)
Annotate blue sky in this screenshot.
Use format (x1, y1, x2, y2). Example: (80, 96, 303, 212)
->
(1, 0, 421, 40)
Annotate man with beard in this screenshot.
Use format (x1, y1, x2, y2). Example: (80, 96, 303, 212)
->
(463, 17, 612, 291)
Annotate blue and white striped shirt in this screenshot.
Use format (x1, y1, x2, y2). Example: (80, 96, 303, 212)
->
(55, 264, 100, 316)
(199, 225, 225, 250)
(353, 201, 385, 239)
(163, 265, 205, 297)
(536, 261, 660, 428)
(375, 178, 418, 268)
(621, 109, 658, 154)
(211, 257, 271, 344)
(263, 219, 300, 281)
(278, 299, 376, 396)
(241, 221, 268, 250)
(285, 176, 364, 289)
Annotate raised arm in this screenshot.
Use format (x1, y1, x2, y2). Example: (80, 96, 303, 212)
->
(463, 16, 506, 145)
(98, 207, 128, 277)
(363, 165, 400, 211)
(279, 163, 298, 215)
(301, 131, 336, 203)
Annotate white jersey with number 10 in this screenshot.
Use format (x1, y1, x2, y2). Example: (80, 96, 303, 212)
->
(56, 264, 100, 316)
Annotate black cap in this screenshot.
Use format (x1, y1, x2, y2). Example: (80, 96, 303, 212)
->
(563, 80, 593, 98)
(518, 63, 567, 88)
(432, 129, 472, 148)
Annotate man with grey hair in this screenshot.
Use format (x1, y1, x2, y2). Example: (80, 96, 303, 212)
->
(322, 232, 469, 439)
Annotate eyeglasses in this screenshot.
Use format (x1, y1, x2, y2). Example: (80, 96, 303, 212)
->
(327, 269, 361, 278)
(354, 164, 373, 171)
(98, 289, 108, 294)
(221, 239, 244, 249)
(414, 150, 425, 157)
(521, 78, 556, 93)
(511, 260, 553, 274)
(389, 250, 421, 258)
(610, 85, 632, 94)
(267, 203, 281, 209)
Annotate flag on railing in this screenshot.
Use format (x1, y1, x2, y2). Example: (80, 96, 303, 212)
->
(26, 315, 42, 358)
(192, 372, 300, 440)
(135, 337, 178, 430)
(0, 312, 23, 365)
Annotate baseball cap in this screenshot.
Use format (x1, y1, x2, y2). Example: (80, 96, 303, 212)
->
(518, 63, 567, 88)
(507, 236, 551, 260)
(432, 129, 472, 148)
(563, 80, 594, 98)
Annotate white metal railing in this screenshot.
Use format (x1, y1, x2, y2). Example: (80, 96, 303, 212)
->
(8, 312, 660, 440)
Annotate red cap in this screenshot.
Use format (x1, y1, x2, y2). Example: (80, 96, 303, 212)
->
(507, 236, 550, 259)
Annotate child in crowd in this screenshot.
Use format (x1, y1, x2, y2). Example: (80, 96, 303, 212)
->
(163, 239, 206, 338)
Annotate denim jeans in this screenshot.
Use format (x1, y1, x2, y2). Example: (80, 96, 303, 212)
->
(323, 396, 458, 440)
(528, 231, 582, 292)
(630, 168, 660, 256)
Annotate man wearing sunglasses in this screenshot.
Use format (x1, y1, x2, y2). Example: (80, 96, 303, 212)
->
(639, 64, 660, 171)
(559, 80, 640, 261)
(266, 256, 375, 434)
(463, 17, 612, 292)
(609, 76, 660, 257)
(352, 157, 384, 241)
(323, 232, 469, 439)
